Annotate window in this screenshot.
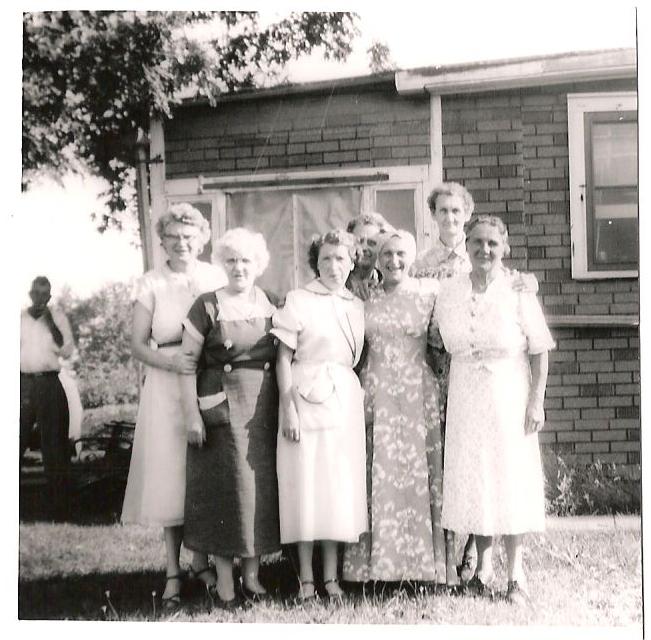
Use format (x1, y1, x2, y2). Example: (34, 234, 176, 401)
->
(567, 92, 638, 279)
(165, 166, 428, 299)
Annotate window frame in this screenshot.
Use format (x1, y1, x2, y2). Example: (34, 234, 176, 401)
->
(164, 166, 430, 285)
(567, 91, 638, 279)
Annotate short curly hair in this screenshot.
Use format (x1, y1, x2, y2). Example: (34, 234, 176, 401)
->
(212, 227, 270, 277)
(427, 182, 475, 218)
(377, 229, 417, 266)
(308, 229, 359, 276)
(155, 202, 211, 246)
(346, 211, 393, 234)
(465, 215, 511, 257)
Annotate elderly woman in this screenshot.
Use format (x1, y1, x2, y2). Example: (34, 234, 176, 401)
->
(122, 203, 226, 610)
(180, 228, 281, 608)
(343, 230, 447, 585)
(412, 182, 538, 585)
(273, 229, 366, 602)
(433, 215, 554, 605)
(346, 211, 393, 301)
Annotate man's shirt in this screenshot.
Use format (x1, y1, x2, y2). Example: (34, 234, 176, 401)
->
(20, 307, 74, 373)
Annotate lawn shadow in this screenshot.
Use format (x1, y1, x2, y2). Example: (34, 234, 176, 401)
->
(19, 554, 303, 620)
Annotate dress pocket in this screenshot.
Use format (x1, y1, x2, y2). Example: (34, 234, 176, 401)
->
(197, 369, 230, 428)
(292, 364, 341, 431)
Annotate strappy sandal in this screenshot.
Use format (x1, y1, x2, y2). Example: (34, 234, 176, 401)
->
(323, 578, 344, 604)
(296, 580, 316, 603)
(161, 573, 184, 612)
(188, 565, 217, 589)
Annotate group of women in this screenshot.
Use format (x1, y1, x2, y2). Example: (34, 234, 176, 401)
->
(121, 182, 554, 611)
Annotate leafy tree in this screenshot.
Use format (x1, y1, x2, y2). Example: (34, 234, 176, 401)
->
(23, 11, 360, 229)
(58, 281, 138, 408)
(367, 40, 396, 73)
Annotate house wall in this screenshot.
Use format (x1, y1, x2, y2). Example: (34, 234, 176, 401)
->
(165, 83, 430, 177)
(164, 77, 639, 466)
(441, 78, 639, 465)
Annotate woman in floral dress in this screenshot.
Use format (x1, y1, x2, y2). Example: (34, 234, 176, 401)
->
(433, 215, 554, 605)
(411, 182, 538, 585)
(343, 230, 446, 584)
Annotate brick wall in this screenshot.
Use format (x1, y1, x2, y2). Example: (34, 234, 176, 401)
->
(164, 82, 430, 178)
(441, 79, 640, 466)
(166, 78, 640, 466)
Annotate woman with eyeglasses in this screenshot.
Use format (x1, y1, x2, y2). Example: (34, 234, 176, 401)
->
(121, 203, 226, 611)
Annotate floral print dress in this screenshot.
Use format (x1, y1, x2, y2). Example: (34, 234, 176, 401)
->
(343, 278, 446, 582)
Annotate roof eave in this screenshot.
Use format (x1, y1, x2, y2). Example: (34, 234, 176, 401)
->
(395, 49, 637, 95)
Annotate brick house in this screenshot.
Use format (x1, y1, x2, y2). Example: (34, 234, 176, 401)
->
(146, 48, 639, 466)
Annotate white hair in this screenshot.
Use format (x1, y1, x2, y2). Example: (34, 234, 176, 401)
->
(377, 229, 417, 266)
(212, 227, 270, 277)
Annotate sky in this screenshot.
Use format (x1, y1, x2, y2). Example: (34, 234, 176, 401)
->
(12, 2, 641, 301)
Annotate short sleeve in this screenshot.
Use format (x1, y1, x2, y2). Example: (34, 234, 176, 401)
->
(519, 292, 556, 354)
(271, 290, 303, 350)
(133, 273, 155, 313)
(183, 294, 217, 344)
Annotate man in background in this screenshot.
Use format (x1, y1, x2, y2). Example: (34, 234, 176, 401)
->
(20, 276, 74, 519)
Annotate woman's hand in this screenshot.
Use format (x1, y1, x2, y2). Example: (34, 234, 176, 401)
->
(187, 415, 206, 447)
(168, 351, 197, 374)
(281, 400, 301, 443)
(524, 396, 545, 434)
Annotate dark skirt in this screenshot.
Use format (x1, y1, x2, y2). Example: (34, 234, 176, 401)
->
(184, 367, 281, 556)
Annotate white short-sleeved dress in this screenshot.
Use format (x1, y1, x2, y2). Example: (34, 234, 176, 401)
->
(272, 279, 368, 543)
(121, 261, 226, 527)
(433, 270, 555, 535)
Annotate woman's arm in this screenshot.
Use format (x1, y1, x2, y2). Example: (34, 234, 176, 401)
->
(179, 330, 205, 447)
(131, 301, 195, 373)
(276, 342, 300, 442)
(525, 351, 549, 434)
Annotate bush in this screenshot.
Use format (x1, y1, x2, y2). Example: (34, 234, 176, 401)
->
(58, 282, 139, 408)
(543, 451, 640, 516)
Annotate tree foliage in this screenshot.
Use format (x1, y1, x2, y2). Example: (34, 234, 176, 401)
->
(367, 40, 396, 74)
(23, 11, 359, 229)
(58, 281, 138, 408)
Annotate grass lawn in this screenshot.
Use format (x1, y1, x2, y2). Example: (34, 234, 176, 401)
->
(18, 522, 641, 626)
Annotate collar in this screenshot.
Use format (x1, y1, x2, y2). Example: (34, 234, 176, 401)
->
(162, 260, 197, 278)
(434, 233, 467, 259)
(304, 278, 355, 300)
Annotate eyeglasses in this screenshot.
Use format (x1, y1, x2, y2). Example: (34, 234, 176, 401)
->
(163, 233, 200, 243)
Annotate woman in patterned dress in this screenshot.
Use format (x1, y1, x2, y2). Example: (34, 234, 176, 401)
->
(433, 215, 554, 605)
(121, 203, 226, 609)
(273, 229, 367, 602)
(412, 182, 538, 585)
(342, 230, 447, 585)
(180, 228, 281, 608)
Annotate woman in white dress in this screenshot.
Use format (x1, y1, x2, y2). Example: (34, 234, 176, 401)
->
(272, 229, 367, 602)
(121, 203, 226, 610)
(433, 215, 554, 605)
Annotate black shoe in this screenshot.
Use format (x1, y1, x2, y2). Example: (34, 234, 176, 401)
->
(506, 580, 530, 606)
(464, 575, 494, 599)
(161, 573, 185, 612)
